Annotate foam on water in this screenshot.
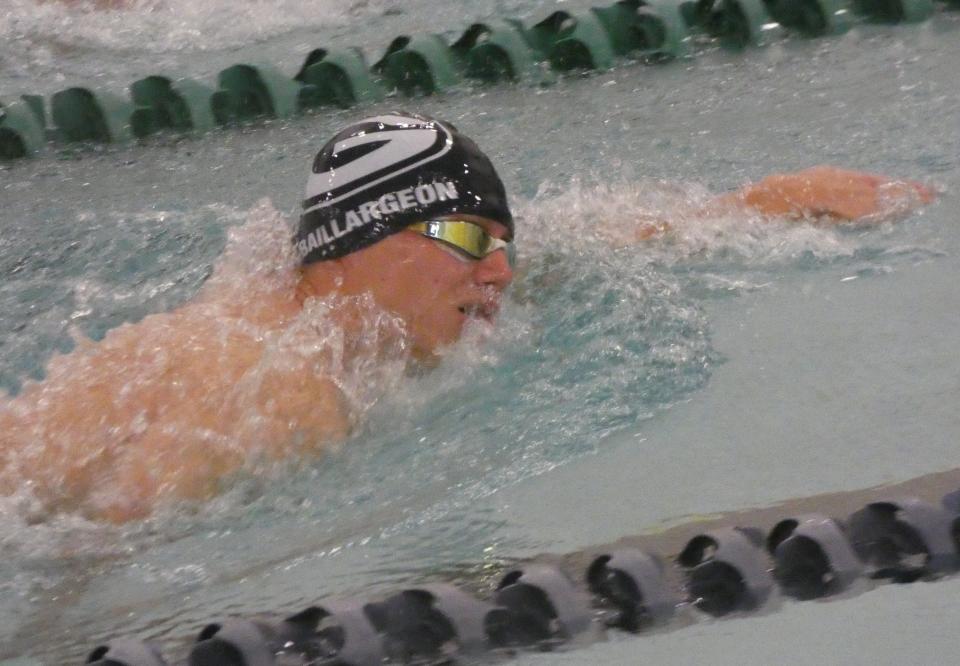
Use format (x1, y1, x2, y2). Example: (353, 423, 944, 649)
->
(0, 0, 567, 94)
(2, 0, 382, 55)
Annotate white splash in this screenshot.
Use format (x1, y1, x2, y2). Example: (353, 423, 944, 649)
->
(1, 0, 397, 54)
(518, 177, 874, 265)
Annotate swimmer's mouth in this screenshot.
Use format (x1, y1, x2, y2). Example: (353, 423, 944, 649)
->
(458, 303, 498, 322)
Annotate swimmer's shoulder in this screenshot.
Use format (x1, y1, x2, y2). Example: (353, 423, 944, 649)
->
(250, 359, 352, 451)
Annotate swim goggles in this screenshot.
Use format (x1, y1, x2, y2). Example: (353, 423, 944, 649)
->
(408, 220, 515, 266)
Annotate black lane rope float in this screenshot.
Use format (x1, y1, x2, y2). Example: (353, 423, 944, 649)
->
(81, 465, 960, 665)
(1, 0, 958, 160)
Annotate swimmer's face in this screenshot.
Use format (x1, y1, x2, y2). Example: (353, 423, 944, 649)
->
(339, 215, 514, 359)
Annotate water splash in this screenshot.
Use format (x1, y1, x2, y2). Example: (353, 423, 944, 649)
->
(0, 201, 412, 524)
(0, 177, 936, 530)
(0, 173, 941, 661)
(522, 176, 940, 297)
(1, 0, 392, 55)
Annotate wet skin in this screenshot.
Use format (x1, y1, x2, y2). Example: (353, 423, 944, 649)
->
(0, 167, 933, 522)
(0, 215, 513, 523)
(722, 166, 935, 221)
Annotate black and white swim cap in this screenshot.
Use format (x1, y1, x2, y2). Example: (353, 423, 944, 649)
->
(295, 113, 514, 264)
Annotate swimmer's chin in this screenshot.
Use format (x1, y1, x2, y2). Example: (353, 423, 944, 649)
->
(459, 314, 497, 343)
(407, 355, 440, 375)
(408, 318, 496, 371)
(407, 344, 448, 372)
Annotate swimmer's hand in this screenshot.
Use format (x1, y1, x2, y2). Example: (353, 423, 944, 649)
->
(718, 166, 936, 222)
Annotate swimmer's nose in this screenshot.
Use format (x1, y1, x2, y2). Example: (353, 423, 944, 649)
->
(474, 248, 513, 291)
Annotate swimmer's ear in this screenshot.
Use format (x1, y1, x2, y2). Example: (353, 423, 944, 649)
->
(296, 258, 346, 301)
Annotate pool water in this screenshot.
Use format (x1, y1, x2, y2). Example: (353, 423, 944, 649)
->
(1, 1, 959, 662)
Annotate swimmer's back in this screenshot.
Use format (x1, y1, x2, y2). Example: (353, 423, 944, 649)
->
(0, 292, 349, 522)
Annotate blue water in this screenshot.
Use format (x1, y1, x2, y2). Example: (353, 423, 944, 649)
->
(1, 1, 959, 662)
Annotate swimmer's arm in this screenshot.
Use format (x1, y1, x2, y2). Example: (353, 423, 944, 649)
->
(713, 165, 935, 222)
(611, 166, 934, 245)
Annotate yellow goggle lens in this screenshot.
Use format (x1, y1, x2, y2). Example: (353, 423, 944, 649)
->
(408, 220, 514, 265)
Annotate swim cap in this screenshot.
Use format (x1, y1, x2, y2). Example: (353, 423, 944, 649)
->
(295, 113, 514, 264)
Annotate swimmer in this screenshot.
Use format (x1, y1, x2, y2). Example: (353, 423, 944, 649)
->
(0, 113, 935, 523)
